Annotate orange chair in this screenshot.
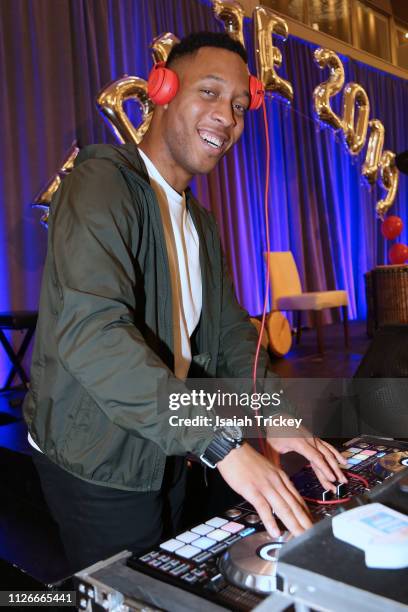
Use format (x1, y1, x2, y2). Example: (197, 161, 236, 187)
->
(264, 251, 349, 354)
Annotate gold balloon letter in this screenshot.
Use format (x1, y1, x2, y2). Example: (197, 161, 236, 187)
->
(32, 143, 80, 227)
(313, 48, 344, 130)
(342, 83, 370, 155)
(151, 32, 180, 64)
(377, 151, 399, 218)
(97, 32, 179, 145)
(96, 76, 153, 145)
(361, 119, 385, 183)
(253, 6, 294, 102)
(213, 0, 245, 47)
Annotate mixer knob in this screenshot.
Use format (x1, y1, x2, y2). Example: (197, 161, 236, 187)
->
(246, 513, 261, 524)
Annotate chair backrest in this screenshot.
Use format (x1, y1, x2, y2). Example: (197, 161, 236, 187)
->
(264, 251, 302, 310)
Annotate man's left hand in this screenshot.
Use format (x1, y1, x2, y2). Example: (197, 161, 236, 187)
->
(267, 426, 348, 493)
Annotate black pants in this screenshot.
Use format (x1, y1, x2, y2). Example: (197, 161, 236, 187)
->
(32, 450, 187, 574)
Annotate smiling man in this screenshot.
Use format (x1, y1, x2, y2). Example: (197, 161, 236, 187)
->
(24, 32, 346, 572)
(141, 44, 249, 187)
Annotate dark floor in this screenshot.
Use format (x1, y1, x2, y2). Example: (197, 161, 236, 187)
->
(0, 321, 371, 593)
(269, 320, 370, 378)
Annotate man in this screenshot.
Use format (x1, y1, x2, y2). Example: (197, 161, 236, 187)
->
(24, 32, 346, 572)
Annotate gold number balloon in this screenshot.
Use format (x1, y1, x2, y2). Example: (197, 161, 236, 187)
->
(59, 145, 80, 174)
(377, 151, 399, 218)
(151, 32, 180, 63)
(97, 32, 179, 145)
(313, 48, 344, 129)
(341, 83, 370, 155)
(362, 119, 385, 183)
(96, 76, 153, 145)
(32, 143, 80, 227)
(253, 6, 294, 102)
(213, 0, 245, 47)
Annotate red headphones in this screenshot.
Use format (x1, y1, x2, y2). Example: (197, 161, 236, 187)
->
(147, 62, 264, 111)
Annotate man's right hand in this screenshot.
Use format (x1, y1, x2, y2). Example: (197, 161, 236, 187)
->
(217, 442, 312, 537)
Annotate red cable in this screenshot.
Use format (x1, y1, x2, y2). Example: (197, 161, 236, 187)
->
(302, 496, 352, 505)
(253, 99, 270, 457)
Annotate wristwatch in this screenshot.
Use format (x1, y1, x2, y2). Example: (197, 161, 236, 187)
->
(200, 425, 243, 469)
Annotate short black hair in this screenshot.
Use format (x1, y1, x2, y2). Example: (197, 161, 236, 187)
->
(166, 31, 248, 68)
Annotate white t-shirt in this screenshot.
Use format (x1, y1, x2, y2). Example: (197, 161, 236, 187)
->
(28, 150, 203, 453)
(138, 148, 202, 379)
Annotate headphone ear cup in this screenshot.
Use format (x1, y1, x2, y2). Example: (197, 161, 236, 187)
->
(147, 63, 179, 105)
(248, 75, 265, 111)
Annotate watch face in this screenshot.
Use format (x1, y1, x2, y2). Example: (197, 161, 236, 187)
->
(221, 425, 243, 443)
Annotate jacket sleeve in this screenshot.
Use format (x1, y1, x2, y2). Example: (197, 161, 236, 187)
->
(51, 158, 214, 457)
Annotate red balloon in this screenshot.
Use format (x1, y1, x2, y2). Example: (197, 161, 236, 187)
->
(381, 216, 403, 240)
(389, 243, 408, 265)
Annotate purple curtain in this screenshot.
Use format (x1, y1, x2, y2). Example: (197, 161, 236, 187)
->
(1, 0, 408, 384)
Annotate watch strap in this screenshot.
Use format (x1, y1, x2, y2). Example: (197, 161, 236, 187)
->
(200, 430, 242, 468)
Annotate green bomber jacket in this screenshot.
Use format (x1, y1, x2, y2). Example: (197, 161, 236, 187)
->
(23, 143, 279, 491)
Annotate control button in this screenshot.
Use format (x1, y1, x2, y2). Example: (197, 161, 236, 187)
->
(79, 584, 86, 594)
(322, 489, 332, 501)
(160, 538, 184, 552)
(170, 563, 190, 576)
(375, 445, 387, 451)
(192, 536, 216, 550)
(158, 554, 170, 562)
(223, 521, 245, 533)
(225, 508, 242, 519)
(193, 551, 212, 563)
(160, 562, 174, 572)
(358, 443, 369, 448)
(206, 517, 228, 528)
(207, 528, 229, 541)
(176, 545, 201, 559)
(176, 531, 199, 544)
(225, 535, 242, 545)
(192, 568, 206, 578)
(240, 527, 256, 537)
(148, 559, 162, 567)
(209, 542, 228, 554)
(347, 447, 362, 454)
(245, 513, 261, 525)
(336, 482, 347, 498)
(182, 573, 198, 583)
(192, 523, 213, 536)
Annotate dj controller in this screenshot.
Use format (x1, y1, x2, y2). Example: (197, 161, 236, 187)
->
(75, 436, 408, 612)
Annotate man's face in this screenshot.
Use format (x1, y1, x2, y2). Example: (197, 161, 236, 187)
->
(160, 47, 250, 177)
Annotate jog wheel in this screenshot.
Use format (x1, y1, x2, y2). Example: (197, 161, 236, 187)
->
(219, 531, 288, 594)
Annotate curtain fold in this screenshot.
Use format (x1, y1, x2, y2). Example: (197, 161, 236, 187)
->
(0, 0, 408, 382)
